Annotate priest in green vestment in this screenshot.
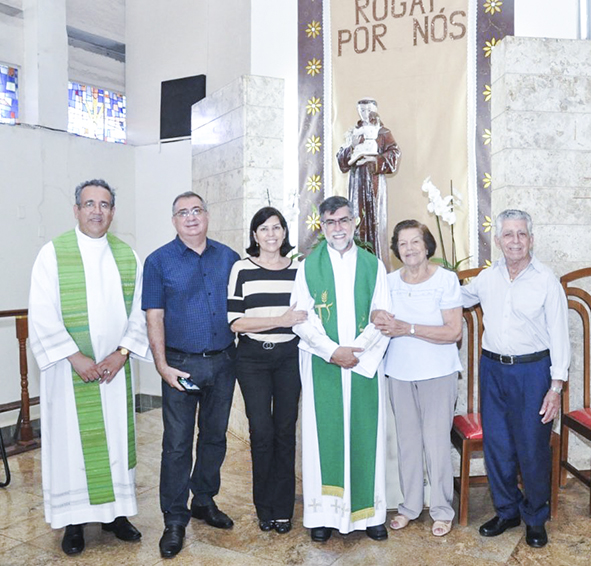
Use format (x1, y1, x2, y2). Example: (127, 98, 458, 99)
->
(29, 180, 151, 556)
(291, 196, 391, 542)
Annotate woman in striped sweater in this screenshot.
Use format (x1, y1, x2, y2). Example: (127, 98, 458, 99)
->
(227, 207, 307, 534)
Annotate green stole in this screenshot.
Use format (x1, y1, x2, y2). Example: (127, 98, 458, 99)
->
(305, 240, 379, 521)
(53, 229, 137, 505)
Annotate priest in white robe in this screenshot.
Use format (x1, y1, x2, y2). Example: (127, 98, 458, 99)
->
(291, 196, 390, 542)
(28, 180, 151, 556)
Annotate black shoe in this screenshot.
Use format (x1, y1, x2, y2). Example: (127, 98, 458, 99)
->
(479, 515, 521, 537)
(366, 524, 388, 540)
(526, 525, 548, 548)
(192, 503, 234, 529)
(102, 516, 142, 541)
(259, 519, 276, 532)
(159, 525, 185, 558)
(311, 526, 332, 542)
(62, 524, 85, 555)
(274, 520, 292, 534)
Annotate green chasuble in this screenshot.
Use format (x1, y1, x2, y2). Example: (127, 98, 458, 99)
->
(53, 230, 137, 505)
(305, 240, 379, 521)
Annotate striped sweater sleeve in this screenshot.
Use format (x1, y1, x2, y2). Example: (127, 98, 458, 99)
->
(227, 259, 245, 326)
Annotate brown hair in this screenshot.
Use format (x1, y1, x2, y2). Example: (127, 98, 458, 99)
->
(391, 219, 437, 260)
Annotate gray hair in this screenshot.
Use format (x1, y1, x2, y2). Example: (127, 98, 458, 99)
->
(319, 196, 353, 219)
(172, 191, 208, 214)
(75, 179, 115, 207)
(495, 209, 533, 236)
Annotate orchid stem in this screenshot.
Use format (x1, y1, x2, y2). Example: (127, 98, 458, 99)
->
(436, 216, 448, 266)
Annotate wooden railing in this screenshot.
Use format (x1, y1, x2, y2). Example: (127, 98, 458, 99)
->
(0, 309, 40, 455)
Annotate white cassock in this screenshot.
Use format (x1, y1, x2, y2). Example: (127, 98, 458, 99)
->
(291, 244, 390, 533)
(28, 226, 151, 529)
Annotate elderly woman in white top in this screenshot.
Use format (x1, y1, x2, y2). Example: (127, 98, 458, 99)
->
(372, 219, 463, 537)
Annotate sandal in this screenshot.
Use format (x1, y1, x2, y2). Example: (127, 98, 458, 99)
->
(389, 514, 411, 530)
(432, 520, 452, 537)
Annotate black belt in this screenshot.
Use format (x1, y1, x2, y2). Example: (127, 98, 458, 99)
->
(482, 349, 549, 365)
(166, 344, 231, 357)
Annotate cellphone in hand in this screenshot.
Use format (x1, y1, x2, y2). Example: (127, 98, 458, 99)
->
(178, 376, 201, 394)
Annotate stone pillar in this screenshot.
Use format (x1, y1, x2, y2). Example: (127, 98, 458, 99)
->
(192, 75, 284, 253)
(191, 75, 284, 442)
(22, 0, 68, 129)
(491, 36, 591, 467)
(491, 36, 591, 275)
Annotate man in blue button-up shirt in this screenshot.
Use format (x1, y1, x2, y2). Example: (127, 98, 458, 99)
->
(142, 191, 239, 558)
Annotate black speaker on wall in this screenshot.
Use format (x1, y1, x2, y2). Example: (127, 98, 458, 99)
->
(160, 74, 206, 140)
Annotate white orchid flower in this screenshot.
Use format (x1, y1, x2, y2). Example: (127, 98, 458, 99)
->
(451, 187, 463, 207)
(441, 210, 457, 226)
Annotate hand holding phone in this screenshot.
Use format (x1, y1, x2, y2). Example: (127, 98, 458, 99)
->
(178, 376, 201, 394)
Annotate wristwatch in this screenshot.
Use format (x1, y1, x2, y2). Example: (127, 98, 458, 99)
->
(117, 347, 129, 358)
(409, 324, 416, 336)
(550, 385, 562, 394)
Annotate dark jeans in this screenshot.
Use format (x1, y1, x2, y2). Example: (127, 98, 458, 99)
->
(160, 345, 236, 527)
(480, 354, 552, 526)
(237, 337, 301, 521)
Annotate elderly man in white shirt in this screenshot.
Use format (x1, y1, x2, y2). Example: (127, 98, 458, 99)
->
(461, 209, 569, 549)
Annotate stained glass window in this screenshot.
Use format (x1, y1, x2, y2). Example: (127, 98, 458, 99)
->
(67, 81, 126, 144)
(0, 64, 18, 125)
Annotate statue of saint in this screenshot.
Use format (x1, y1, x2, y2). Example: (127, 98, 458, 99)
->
(336, 98, 400, 265)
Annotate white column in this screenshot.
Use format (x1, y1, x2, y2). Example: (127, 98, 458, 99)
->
(22, 0, 68, 129)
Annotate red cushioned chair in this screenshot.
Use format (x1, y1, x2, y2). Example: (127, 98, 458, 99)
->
(559, 268, 591, 514)
(452, 268, 560, 525)
(451, 268, 486, 526)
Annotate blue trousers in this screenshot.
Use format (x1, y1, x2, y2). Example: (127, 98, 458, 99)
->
(160, 346, 236, 526)
(480, 354, 552, 526)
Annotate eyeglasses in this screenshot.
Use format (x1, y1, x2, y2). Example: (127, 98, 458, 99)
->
(81, 200, 112, 211)
(321, 216, 353, 229)
(174, 207, 206, 218)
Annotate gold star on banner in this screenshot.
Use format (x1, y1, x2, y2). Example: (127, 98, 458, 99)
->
(306, 135, 321, 154)
(483, 85, 492, 102)
(483, 172, 492, 188)
(482, 129, 492, 145)
(306, 58, 322, 76)
(483, 216, 492, 233)
(306, 211, 321, 231)
(483, 38, 499, 58)
(484, 0, 503, 15)
(306, 96, 322, 115)
(306, 174, 322, 192)
(306, 20, 321, 38)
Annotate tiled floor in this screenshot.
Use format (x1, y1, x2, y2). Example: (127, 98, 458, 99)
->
(1, 408, 590, 565)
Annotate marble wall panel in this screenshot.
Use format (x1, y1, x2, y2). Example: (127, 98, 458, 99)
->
(192, 107, 246, 155)
(501, 74, 591, 114)
(490, 73, 507, 122)
(532, 225, 591, 264)
(492, 37, 591, 84)
(490, 187, 591, 227)
(244, 167, 284, 202)
(576, 114, 591, 150)
(245, 105, 284, 140)
(191, 78, 244, 132)
(491, 148, 589, 188)
(192, 137, 245, 179)
(493, 111, 578, 151)
(244, 75, 285, 109)
(195, 169, 246, 205)
(244, 136, 283, 170)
